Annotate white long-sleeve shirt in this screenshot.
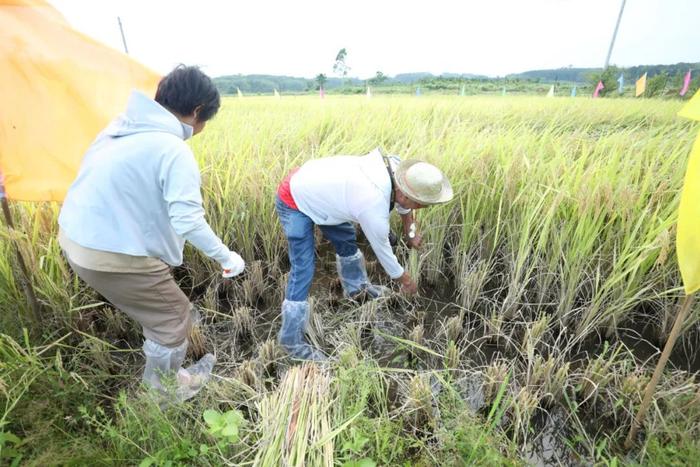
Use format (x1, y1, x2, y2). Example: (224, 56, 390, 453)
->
(290, 149, 407, 279)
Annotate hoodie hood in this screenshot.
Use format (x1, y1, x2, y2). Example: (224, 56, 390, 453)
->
(104, 91, 194, 140)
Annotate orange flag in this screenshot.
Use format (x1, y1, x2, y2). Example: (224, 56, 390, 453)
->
(635, 72, 647, 97)
(0, 0, 160, 202)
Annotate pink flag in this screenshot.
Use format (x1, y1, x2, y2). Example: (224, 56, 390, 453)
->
(593, 80, 604, 98)
(680, 70, 692, 97)
(320, 86, 325, 99)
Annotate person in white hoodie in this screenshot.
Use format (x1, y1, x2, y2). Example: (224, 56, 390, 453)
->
(275, 148, 454, 360)
(58, 65, 244, 400)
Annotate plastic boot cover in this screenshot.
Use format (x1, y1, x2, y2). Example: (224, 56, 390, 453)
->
(176, 353, 216, 401)
(143, 339, 216, 402)
(336, 250, 389, 299)
(142, 339, 188, 391)
(278, 299, 327, 361)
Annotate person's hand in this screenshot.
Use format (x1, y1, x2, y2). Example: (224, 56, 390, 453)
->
(221, 251, 245, 278)
(397, 272, 418, 295)
(406, 232, 423, 249)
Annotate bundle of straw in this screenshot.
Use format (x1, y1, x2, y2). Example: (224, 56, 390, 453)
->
(254, 363, 333, 466)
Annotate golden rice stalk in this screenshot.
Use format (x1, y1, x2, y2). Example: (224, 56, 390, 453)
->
(358, 300, 378, 325)
(408, 324, 425, 362)
(242, 260, 266, 305)
(409, 324, 425, 347)
(402, 373, 436, 431)
(528, 354, 548, 387)
(529, 355, 569, 406)
(188, 324, 207, 359)
(242, 278, 256, 306)
(76, 338, 114, 373)
(654, 228, 671, 267)
(484, 310, 503, 341)
(231, 306, 254, 339)
(202, 282, 219, 311)
(236, 358, 260, 390)
(483, 361, 510, 405)
(458, 259, 491, 311)
(578, 358, 612, 400)
(578, 352, 617, 403)
(103, 307, 128, 335)
(521, 314, 549, 360)
(444, 340, 460, 369)
(365, 259, 378, 276)
(249, 260, 265, 294)
(254, 364, 333, 467)
(406, 249, 423, 287)
(444, 314, 464, 343)
(258, 339, 284, 376)
(268, 262, 282, 283)
(338, 344, 361, 368)
(512, 387, 539, 442)
(621, 371, 648, 401)
(332, 324, 362, 353)
(408, 308, 427, 326)
(305, 298, 325, 347)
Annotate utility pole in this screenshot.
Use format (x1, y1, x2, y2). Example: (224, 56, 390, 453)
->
(117, 16, 129, 54)
(604, 0, 626, 69)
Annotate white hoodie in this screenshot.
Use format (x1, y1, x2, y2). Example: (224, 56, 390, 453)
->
(59, 91, 230, 267)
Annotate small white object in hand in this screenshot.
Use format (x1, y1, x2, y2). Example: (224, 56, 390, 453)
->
(222, 251, 245, 278)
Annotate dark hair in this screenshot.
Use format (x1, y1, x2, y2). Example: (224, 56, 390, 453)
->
(155, 65, 220, 122)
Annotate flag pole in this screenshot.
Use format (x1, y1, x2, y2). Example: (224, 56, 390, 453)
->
(604, 0, 626, 69)
(0, 180, 42, 329)
(624, 293, 695, 449)
(117, 16, 129, 54)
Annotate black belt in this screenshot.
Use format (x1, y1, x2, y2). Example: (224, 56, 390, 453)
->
(380, 149, 395, 213)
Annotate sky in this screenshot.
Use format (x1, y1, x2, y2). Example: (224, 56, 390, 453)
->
(48, 0, 700, 79)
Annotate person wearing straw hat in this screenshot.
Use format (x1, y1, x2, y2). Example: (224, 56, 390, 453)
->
(275, 148, 454, 360)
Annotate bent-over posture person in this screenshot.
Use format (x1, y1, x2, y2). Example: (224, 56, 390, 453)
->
(58, 66, 245, 400)
(275, 148, 454, 360)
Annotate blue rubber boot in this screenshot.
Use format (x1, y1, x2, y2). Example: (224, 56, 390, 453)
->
(336, 250, 389, 299)
(278, 300, 327, 361)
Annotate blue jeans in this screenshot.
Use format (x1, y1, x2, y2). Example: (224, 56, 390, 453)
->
(275, 195, 358, 301)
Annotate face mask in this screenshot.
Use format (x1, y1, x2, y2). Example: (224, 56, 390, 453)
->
(180, 121, 194, 140)
(395, 202, 411, 214)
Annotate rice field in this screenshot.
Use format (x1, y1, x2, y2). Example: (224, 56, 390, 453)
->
(2, 95, 700, 465)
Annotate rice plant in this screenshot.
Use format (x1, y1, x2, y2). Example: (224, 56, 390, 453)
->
(2, 95, 699, 464)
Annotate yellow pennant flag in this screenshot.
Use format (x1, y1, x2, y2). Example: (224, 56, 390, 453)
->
(677, 89, 700, 294)
(0, 0, 160, 202)
(635, 72, 647, 97)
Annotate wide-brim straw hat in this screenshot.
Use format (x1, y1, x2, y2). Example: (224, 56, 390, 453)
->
(394, 160, 454, 205)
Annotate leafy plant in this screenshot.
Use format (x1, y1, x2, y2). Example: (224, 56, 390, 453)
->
(202, 409, 245, 444)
